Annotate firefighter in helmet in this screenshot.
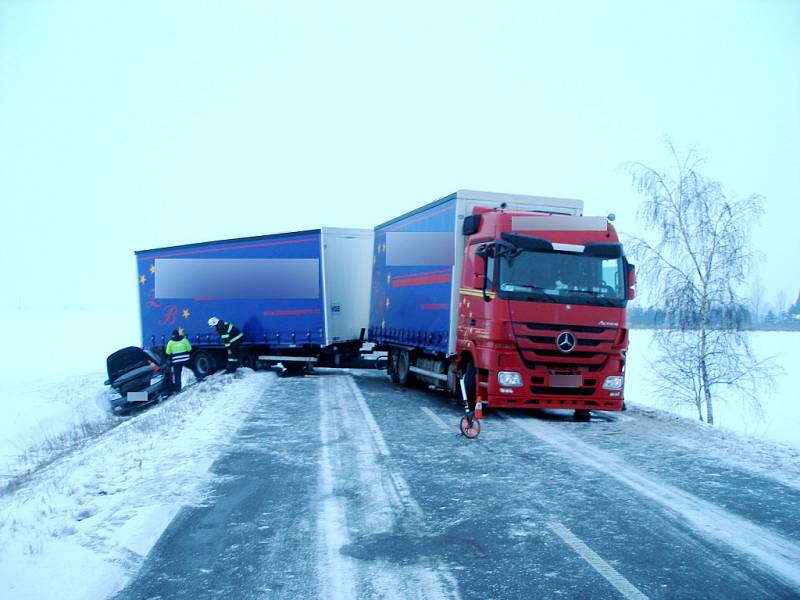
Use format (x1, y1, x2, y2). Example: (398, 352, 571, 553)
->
(208, 317, 244, 373)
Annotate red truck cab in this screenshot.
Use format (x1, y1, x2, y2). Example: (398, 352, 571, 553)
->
(456, 207, 635, 415)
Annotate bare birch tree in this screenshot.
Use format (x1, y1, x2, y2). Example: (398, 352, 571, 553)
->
(626, 142, 776, 424)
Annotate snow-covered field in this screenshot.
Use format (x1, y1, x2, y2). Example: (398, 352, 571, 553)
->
(0, 309, 797, 598)
(626, 329, 799, 449)
(0, 309, 139, 486)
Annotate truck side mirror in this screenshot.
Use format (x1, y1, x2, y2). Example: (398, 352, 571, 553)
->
(463, 215, 482, 236)
(482, 258, 492, 302)
(474, 270, 487, 295)
(627, 263, 636, 300)
(476, 244, 493, 302)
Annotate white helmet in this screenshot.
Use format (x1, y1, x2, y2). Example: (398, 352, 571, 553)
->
(208, 317, 220, 327)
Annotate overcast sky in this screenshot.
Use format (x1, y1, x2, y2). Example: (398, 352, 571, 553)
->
(1, 1, 798, 313)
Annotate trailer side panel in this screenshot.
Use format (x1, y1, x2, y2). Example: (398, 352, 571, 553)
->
(369, 197, 458, 355)
(135, 231, 326, 349)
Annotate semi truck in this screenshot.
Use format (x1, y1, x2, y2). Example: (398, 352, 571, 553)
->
(368, 190, 635, 419)
(135, 227, 373, 375)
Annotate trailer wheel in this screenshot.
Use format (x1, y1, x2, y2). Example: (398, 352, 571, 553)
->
(397, 350, 413, 387)
(241, 351, 259, 371)
(388, 349, 400, 384)
(282, 362, 308, 376)
(193, 351, 217, 378)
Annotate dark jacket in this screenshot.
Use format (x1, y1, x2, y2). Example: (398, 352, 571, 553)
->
(215, 321, 243, 347)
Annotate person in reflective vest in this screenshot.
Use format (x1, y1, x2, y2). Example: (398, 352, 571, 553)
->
(208, 317, 244, 373)
(165, 328, 202, 392)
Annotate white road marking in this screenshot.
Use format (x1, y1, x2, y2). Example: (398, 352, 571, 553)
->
(346, 376, 424, 520)
(317, 378, 357, 600)
(506, 414, 800, 590)
(548, 522, 649, 600)
(344, 376, 462, 600)
(422, 406, 450, 432)
(346, 375, 391, 457)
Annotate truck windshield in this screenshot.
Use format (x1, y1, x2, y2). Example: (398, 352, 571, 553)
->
(498, 250, 627, 307)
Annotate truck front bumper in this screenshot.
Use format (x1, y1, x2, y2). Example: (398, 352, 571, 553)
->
(484, 391, 624, 411)
(482, 356, 625, 411)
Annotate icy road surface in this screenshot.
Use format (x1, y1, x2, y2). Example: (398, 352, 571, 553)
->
(110, 370, 800, 600)
(2, 368, 799, 599)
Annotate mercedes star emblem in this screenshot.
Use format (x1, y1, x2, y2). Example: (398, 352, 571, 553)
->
(556, 331, 577, 353)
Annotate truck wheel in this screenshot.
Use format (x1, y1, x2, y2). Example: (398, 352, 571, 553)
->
(397, 350, 412, 387)
(283, 362, 307, 376)
(389, 349, 400, 384)
(241, 351, 259, 371)
(574, 410, 591, 422)
(194, 351, 216, 378)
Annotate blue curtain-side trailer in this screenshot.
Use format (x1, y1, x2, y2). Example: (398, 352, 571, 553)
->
(136, 227, 373, 375)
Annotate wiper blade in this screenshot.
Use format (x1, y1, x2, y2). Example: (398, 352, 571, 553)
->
(527, 294, 557, 303)
(561, 289, 617, 306)
(587, 297, 614, 306)
(573, 292, 615, 306)
(500, 285, 558, 302)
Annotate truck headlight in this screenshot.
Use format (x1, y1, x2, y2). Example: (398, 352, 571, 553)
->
(602, 376, 624, 390)
(497, 371, 523, 387)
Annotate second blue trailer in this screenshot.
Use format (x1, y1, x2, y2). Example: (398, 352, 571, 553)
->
(135, 227, 373, 374)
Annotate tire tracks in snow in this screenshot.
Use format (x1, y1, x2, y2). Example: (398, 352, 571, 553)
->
(503, 413, 800, 591)
(315, 374, 461, 600)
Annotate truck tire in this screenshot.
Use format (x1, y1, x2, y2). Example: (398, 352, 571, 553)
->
(574, 410, 591, 422)
(397, 350, 412, 387)
(193, 351, 217, 378)
(388, 349, 400, 384)
(241, 351, 259, 371)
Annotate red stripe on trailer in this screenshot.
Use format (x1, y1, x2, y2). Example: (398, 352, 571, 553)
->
(393, 268, 451, 281)
(420, 303, 449, 310)
(392, 273, 452, 287)
(262, 309, 322, 316)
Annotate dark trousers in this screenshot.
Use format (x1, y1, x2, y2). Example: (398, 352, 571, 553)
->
(170, 360, 202, 392)
(226, 341, 242, 373)
(171, 362, 185, 392)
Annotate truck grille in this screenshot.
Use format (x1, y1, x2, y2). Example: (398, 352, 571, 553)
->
(512, 321, 623, 369)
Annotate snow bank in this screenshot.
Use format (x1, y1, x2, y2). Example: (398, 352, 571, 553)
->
(0, 370, 273, 600)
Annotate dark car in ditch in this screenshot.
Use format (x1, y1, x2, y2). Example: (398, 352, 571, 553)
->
(105, 346, 171, 413)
